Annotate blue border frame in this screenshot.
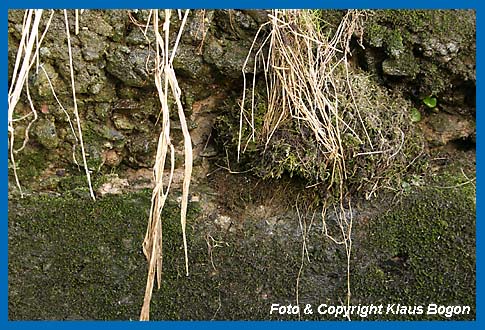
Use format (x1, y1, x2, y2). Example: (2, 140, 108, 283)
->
(3, 1, 480, 328)
(4, 1, 482, 10)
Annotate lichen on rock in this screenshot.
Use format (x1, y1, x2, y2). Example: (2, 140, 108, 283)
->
(32, 118, 59, 149)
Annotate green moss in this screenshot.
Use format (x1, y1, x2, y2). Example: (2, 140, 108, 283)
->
(214, 87, 269, 165)
(351, 172, 475, 320)
(8, 192, 198, 320)
(365, 9, 475, 96)
(382, 53, 420, 77)
(9, 145, 52, 186)
(385, 29, 405, 57)
(367, 10, 469, 39)
(8, 189, 306, 320)
(212, 10, 428, 196)
(8, 164, 475, 320)
(370, 10, 430, 33)
(366, 22, 388, 48)
(75, 122, 113, 173)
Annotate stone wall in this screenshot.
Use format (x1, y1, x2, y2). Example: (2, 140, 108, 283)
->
(8, 10, 476, 195)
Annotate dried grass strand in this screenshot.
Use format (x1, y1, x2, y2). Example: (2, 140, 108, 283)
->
(239, 10, 370, 320)
(63, 10, 95, 201)
(140, 9, 192, 321)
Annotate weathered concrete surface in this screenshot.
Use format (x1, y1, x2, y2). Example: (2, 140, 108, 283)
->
(8, 152, 475, 320)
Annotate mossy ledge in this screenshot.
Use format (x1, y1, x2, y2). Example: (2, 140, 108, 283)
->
(8, 165, 475, 320)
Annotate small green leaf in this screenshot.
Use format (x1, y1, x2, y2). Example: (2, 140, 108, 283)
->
(401, 181, 411, 193)
(410, 108, 422, 123)
(423, 96, 437, 108)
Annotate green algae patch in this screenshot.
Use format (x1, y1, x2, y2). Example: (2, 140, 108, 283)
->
(8, 191, 195, 320)
(8, 164, 476, 320)
(350, 172, 476, 320)
(7, 189, 306, 320)
(7, 187, 313, 320)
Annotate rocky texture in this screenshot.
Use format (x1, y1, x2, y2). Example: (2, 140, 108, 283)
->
(32, 118, 59, 149)
(8, 10, 475, 194)
(8, 10, 476, 320)
(7, 10, 269, 194)
(359, 10, 475, 120)
(421, 112, 475, 146)
(8, 158, 475, 320)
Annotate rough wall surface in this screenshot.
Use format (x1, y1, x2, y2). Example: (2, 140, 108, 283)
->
(8, 10, 476, 321)
(8, 10, 475, 194)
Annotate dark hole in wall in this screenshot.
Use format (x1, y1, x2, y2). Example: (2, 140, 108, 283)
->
(412, 44, 425, 58)
(463, 81, 476, 108)
(380, 252, 409, 274)
(450, 136, 475, 152)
